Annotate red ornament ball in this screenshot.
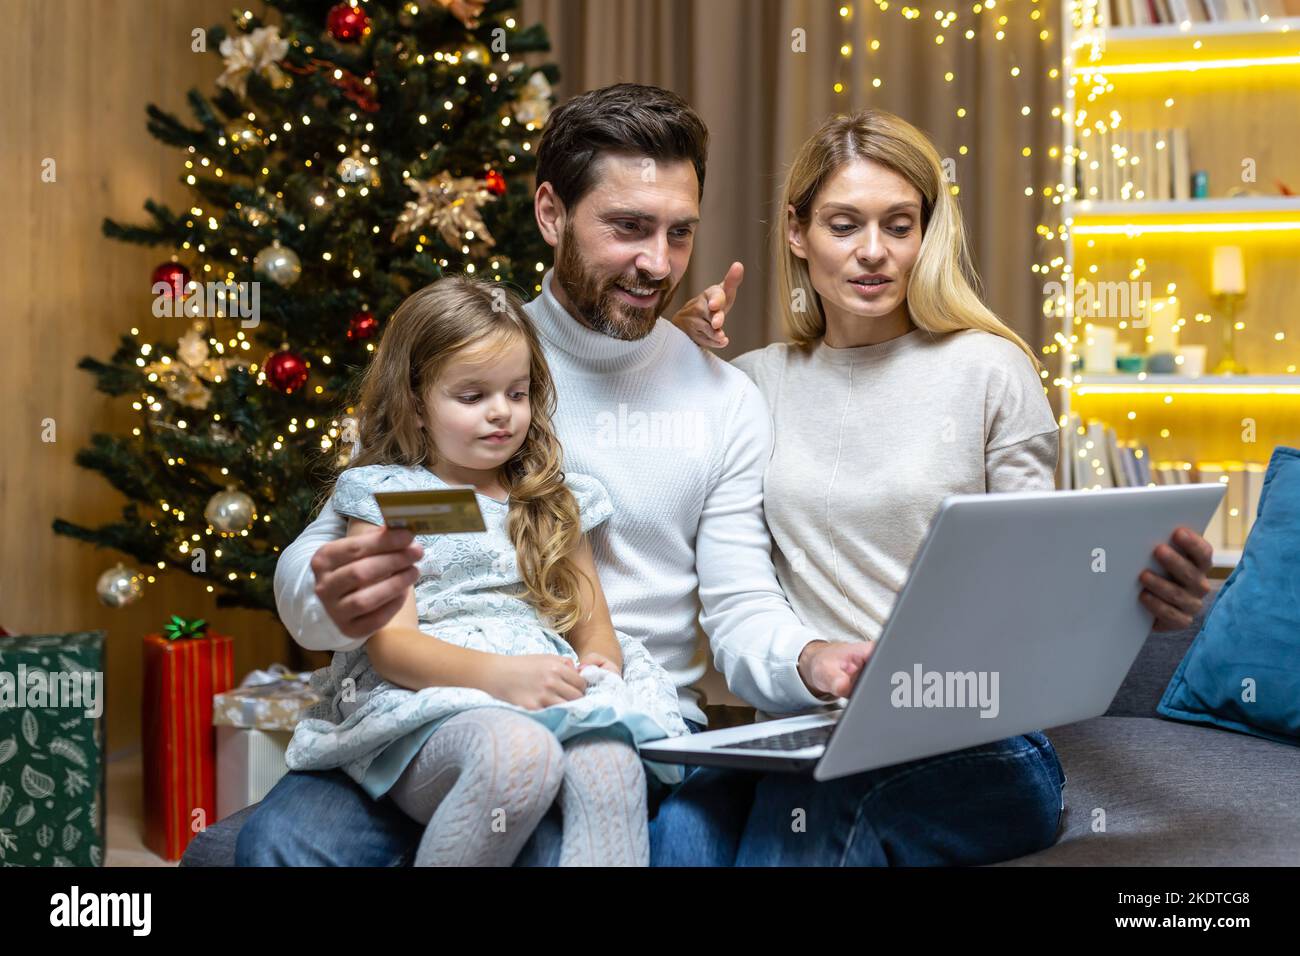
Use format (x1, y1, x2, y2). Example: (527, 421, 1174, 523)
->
(264, 349, 309, 394)
(326, 3, 371, 42)
(151, 262, 190, 299)
(347, 310, 379, 341)
(484, 169, 507, 196)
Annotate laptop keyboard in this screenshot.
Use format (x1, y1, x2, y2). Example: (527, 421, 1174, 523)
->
(713, 724, 834, 752)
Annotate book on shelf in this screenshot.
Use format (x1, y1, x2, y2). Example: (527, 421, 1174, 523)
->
(1151, 459, 1267, 550)
(1170, 127, 1191, 201)
(1059, 414, 1155, 491)
(1058, 418, 1266, 548)
(1196, 463, 1228, 547)
(1079, 127, 1191, 202)
(1153, 129, 1171, 201)
(1098, 0, 1294, 23)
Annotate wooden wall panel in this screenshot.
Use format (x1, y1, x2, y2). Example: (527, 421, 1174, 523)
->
(1, 1, 293, 755)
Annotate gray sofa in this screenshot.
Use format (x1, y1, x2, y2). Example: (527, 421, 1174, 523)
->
(1003, 586, 1300, 866)
(183, 587, 1300, 866)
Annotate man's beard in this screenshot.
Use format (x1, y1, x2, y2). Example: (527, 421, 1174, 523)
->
(554, 223, 679, 341)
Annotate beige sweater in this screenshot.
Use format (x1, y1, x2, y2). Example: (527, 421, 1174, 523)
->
(733, 328, 1059, 644)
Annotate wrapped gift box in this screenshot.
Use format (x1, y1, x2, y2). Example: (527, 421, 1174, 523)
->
(141, 629, 234, 861)
(215, 726, 292, 820)
(213, 669, 320, 733)
(0, 630, 107, 866)
(214, 668, 320, 819)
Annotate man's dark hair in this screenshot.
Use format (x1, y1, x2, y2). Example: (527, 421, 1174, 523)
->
(535, 83, 709, 211)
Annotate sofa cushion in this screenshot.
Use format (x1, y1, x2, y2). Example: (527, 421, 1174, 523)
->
(1158, 445, 1300, 746)
(996, 716, 1300, 866)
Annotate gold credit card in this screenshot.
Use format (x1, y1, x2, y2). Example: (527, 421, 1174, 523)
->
(372, 487, 487, 534)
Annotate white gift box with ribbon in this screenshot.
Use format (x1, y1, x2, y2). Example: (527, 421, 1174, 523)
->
(214, 665, 322, 820)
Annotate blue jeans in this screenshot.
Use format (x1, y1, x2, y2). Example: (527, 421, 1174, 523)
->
(234, 722, 708, 867)
(649, 731, 1066, 866)
(236, 726, 1063, 866)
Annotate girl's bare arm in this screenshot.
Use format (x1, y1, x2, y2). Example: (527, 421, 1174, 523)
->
(563, 535, 623, 671)
(345, 518, 587, 707)
(343, 518, 496, 691)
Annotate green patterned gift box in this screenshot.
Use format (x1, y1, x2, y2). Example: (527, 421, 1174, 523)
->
(0, 631, 107, 867)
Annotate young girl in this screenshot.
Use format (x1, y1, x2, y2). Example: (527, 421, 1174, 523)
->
(286, 275, 687, 867)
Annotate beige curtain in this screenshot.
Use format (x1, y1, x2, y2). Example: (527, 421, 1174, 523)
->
(522, 0, 1060, 358)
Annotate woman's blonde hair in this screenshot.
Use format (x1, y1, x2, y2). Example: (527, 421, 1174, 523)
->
(776, 108, 1039, 369)
(336, 275, 588, 633)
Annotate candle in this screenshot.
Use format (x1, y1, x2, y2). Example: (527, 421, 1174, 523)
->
(1211, 246, 1245, 295)
(1083, 324, 1118, 374)
(1147, 296, 1180, 354)
(1177, 344, 1207, 377)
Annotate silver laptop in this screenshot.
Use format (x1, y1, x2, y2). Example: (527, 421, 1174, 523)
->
(641, 484, 1225, 781)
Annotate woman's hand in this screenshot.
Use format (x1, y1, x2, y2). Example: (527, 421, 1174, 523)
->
(1139, 527, 1214, 631)
(670, 261, 743, 350)
(482, 654, 588, 710)
(797, 640, 876, 699)
(578, 651, 622, 677)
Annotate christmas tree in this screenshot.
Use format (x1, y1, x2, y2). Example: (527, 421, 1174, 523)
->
(53, 0, 558, 614)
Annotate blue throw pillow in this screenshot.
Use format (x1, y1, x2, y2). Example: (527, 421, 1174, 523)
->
(1157, 446, 1300, 745)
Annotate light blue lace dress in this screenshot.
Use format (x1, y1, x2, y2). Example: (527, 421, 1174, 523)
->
(285, 464, 688, 795)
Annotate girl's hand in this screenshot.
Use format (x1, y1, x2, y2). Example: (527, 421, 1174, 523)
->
(670, 261, 743, 350)
(578, 651, 622, 677)
(483, 654, 587, 710)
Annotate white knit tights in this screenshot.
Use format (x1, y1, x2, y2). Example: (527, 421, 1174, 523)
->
(387, 708, 648, 866)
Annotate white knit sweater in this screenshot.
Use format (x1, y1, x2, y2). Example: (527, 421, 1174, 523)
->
(273, 271, 828, 724)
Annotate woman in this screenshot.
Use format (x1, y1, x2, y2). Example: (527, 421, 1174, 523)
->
(657, 108, 1081, 866)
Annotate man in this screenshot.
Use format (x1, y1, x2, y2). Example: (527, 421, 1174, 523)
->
(192, 83, 1212, 867)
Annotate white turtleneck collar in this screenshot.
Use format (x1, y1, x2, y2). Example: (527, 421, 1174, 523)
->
(526, 269, 671, 373)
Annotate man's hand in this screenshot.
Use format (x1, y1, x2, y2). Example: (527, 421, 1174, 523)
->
(797, 639, 877, 699)
(670, 261, 743, 350)
(1139, 526, 1214, 631)
(310, 526, 424, 638)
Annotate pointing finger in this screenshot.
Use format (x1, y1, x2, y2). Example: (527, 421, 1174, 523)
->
(721, 261, 744, 307)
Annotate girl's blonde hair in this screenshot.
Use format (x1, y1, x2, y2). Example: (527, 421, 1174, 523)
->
(776, 108, 1039, 369)
(339, 275, 588, 633)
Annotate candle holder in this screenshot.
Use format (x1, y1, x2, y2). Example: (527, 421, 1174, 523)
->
(1212, 292, 1247, 375)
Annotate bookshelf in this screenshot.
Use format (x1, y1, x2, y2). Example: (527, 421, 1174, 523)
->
(1054, 2, 1300, 566)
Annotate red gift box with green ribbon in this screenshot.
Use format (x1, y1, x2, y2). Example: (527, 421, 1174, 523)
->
(141, 616, 234, 861)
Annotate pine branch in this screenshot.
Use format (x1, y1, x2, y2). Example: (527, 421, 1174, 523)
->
(76, 354, 146, 397)
(102, 199, 185, 246)
(145, 103, 205, 150)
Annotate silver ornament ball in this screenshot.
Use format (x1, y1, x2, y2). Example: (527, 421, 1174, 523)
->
(205, 487, 257, 534)
(253, 242, 301, 286)
(96, 563, 143, 608)
(337, 155, 379, 187)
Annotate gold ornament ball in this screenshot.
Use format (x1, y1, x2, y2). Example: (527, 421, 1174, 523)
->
(225, 117, 264, 150)
(241, 205, 270, 228)
(307, 178, 336, 215)
(205, 487, 257, 535)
